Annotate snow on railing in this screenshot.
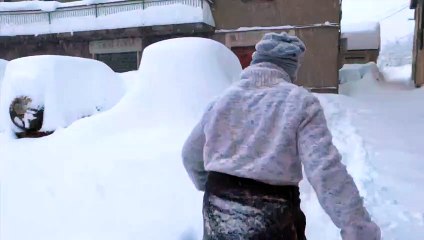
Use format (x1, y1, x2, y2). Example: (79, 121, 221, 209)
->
(0, 0, 208, 25)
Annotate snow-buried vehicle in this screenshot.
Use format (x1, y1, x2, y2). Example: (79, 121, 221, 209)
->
(0, 56, 125, 138)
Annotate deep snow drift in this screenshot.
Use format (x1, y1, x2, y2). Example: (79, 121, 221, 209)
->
(0, 56, 125, 133)
(338, 63, 424, 239)
(0, 59, 7, 87)
(0, 38, 242, 240)
(0, 59, 8, 130)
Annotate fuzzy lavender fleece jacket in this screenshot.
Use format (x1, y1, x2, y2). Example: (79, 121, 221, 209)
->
(182, 62, 381, 240)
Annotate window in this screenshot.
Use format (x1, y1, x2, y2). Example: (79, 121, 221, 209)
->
(232, 46, 256, 69)
(96, 52, 138, 73)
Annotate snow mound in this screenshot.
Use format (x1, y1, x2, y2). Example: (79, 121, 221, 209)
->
(135, 37, 242, 120)
(0, 38, 242, 240)
(0, 55, 125, 133)
(378, 35, 414, 67)
(340, 62, 414, 96)
(0, 59, 7, 85)
(341, 22, 381, 50)
(0, 59, 8, 131)
(381, 64, 413, 84)
(339, 62, 383, 84)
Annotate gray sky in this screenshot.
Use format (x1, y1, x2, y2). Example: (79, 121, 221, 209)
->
(342, 0, 411, 24)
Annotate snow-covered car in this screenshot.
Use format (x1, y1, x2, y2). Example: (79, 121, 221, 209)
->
(0, 55, 125, 137)
(0, 37, 243, 240)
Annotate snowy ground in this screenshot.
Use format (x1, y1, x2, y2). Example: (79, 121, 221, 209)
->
(301, 63, 424, 239)
(0, 1, 422, 239)
(1, 47, 423, 240)
(340, 69, 424, 239)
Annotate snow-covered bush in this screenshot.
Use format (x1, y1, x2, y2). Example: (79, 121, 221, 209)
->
(0, 55, 125, 134)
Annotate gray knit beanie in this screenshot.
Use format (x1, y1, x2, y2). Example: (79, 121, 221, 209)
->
(251, 32, 306, 82)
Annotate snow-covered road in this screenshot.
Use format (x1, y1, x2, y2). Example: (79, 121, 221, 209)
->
(302, 64, 424, 239)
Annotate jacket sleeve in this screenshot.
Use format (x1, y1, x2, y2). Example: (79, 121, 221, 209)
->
(297, 94, 381, 240)
(182, 119, 208, 191)
(182, 98, 219, 191)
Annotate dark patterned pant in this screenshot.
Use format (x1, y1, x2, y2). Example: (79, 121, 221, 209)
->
(203, 172, 306, 240)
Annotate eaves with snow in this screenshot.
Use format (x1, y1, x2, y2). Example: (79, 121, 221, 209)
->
(0, 0, 215, 36)
(341, 21, 381, 51)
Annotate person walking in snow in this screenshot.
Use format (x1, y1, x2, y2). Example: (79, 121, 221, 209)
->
(182, 32, 381, 240)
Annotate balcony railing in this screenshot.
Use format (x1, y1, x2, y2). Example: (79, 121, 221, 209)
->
(0, 0, 214, 35)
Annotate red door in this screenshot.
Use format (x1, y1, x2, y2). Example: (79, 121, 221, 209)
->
(232, 46, 256, 69)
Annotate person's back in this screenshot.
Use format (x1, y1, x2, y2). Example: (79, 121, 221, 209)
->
(182, 32, 381, 240)
(204, 63, 306, 185)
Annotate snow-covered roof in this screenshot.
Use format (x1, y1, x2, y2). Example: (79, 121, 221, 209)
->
(0, 0, 215, 36)
(341, 22, 381, 50)
(0, 0, 120, 12)
(215, 22, 339, 33)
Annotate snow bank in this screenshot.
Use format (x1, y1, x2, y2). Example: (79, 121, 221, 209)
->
(304, 61, 424, 239)
(341, 22, 381, 50)
(134, 37, 241, 121)
(339, 62, 383, 84)
(339, 62, 414, 95)
(381, 64, 413, 84)
(337, 63, 424, 239)
(378, 34, 414, 67)
(0, 59, 7, 85)
(0, 55, 125, 133)
(0, 59, 8, 131)
(0, 1, 214, 36)
(0, 38, 242, 240)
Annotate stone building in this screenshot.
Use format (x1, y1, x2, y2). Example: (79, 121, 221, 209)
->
(0, 0, 342, 92)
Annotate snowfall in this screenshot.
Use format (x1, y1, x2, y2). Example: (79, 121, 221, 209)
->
(0, 0, 423, 240)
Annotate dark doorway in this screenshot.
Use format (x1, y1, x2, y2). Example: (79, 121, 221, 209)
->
(96, 52, 138, 73)
(232, 46, 256, 69)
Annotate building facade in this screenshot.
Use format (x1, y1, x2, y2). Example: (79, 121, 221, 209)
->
(0, 0, 215, 72)
(211, 0, 341, 93)
(411, 0, 424, 87)
(340, 22, 381, 66)
(0, 0, 342, 92)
